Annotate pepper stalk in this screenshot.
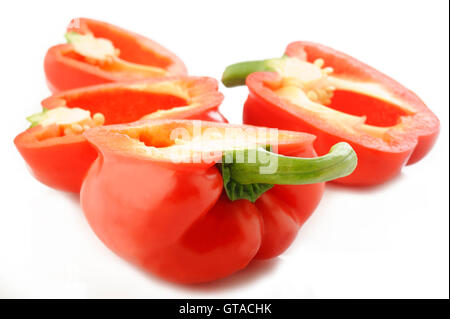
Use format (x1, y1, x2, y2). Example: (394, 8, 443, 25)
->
(221, 58, 285, 87)
(221, 142, 357, 202)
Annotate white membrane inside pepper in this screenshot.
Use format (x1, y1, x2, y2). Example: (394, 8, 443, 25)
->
(40, 107, 105, 135)
(71, 34, 118, 61)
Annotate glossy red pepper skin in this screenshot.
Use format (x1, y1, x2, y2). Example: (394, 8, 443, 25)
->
(44, 18, 187, 92)
(14, 77, 225, 192)
(80, 120, 324, 283)
(243, 42, 439, 185)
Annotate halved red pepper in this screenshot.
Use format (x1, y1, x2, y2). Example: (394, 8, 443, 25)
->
(222, 41, 440, 185)
(80, 119, 357, 283)
(44, 18, 187, 92)
(14, 77, 225, 192)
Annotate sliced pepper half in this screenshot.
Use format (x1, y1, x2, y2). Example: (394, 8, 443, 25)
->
(81, 119, 356, 283)
(222, 41, 439, 185)
(14, 77, 225, 192)
(44, 18, 187, 92)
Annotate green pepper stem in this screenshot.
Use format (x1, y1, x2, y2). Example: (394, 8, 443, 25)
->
(65, 31, 82, 44)
(221, 59, 280, 87)
(227, 142, 357, 185)
(26, 108, 48, 128)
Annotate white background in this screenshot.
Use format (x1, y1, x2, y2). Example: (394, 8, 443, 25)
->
(0, 0, 448, 298)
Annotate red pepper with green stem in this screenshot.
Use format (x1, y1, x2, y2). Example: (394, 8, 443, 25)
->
(222, 41, 439, 186)
(81, 119, 357, 283)
(45, 18, 187, 92)
(14, 77, 225, 192)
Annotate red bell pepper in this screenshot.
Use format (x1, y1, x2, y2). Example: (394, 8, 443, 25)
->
(14, 77, 225, 193)
(80, 119, 357, 283)
(222, 41, 440, 185)
(44, 18, 187, 92)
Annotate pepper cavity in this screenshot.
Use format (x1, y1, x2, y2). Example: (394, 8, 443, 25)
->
(109, 122, 291, 162)
(270, 57, 416, 140)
